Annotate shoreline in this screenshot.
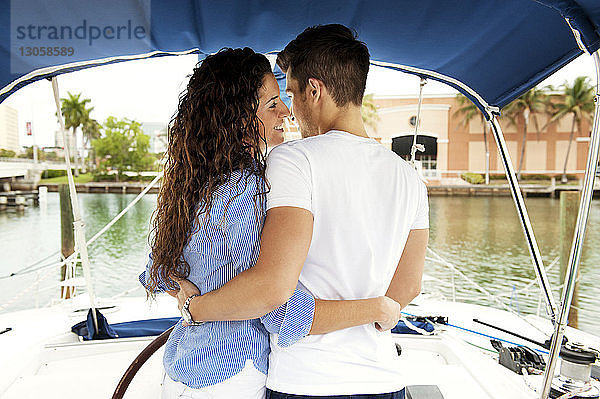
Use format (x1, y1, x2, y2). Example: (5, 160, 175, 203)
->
(5, 181, 598, 198)
(426, 184, 598, 198)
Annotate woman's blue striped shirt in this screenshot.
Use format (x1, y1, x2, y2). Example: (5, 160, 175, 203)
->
(139, 170, 315, 389)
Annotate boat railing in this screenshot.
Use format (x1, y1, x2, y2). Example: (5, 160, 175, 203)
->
(0, 163, 565, 337)
(0, 173, 162, 312)
(424, 247, 559, 334)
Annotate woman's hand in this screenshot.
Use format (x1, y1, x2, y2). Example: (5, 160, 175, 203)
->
(174, 278, 201, 310)
(374, 296, 401, 331)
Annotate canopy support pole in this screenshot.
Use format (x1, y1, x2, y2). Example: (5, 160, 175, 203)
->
(51, 76, 98, 332)
(539, 49, 600, 399)
(410, 78, 427, 165)
(488, 115, 557, 322)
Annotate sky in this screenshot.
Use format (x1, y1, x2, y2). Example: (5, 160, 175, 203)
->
(2, 53, 597, 149)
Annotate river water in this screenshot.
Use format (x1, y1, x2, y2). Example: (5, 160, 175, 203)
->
(1, 193, 599, 335)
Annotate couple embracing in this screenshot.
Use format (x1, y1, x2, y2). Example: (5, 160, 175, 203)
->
(140, 24, 429, 399)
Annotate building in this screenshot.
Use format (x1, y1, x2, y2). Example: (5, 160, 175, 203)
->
(364, 95, 592, 182)
(141, 122, 168, 154)
(54, 129, 75, 155)
(0, 104, 19, 153)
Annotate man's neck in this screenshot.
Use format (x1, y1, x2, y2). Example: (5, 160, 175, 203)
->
(318, 104, 368, 138)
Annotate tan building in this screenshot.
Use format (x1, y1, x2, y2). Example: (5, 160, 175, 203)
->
(366, 95, 592, 183)
(281, 94, 592, 183)
(54, 130, 71, 156)
(0, 104, 19, 153)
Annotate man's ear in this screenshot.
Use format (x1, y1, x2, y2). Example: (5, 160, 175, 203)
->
(307, 78, 322, 103)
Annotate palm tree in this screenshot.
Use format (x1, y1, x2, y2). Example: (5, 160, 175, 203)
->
(455, 94, 490, 184)
(502, 87, 547, 180)
(60, 92, 93, 176)
(547, 76, 595, 183)
(362, 94, 380, 131)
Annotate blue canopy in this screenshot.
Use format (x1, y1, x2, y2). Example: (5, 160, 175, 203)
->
(1, 0, 599, 114)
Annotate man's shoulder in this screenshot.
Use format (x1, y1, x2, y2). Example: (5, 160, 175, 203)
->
(272, 136, 324, 150)
(269, 134, 343, 157)
(267, 139, 313, 163)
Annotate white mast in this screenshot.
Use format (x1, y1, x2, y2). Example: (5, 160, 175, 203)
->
(51, 77, 99, 332)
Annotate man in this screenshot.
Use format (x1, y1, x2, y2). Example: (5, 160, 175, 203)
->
(177, 24, 429, 398)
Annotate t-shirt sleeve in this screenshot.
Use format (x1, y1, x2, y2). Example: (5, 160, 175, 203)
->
(265, 144, 313, 213)
(260, 282, 315, 347)
(411, 180, 429, 229)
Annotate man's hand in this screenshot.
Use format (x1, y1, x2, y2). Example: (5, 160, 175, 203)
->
(374, 296, 401, 331)
(174, 278, 201, 311)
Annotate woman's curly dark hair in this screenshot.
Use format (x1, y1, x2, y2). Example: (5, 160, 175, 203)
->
(147, 48, 272, 294)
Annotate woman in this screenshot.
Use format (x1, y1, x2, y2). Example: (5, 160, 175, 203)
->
(141, 48, 400, 398)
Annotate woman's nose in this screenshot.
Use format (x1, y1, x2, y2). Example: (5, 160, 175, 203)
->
(279, 101, 290, 118)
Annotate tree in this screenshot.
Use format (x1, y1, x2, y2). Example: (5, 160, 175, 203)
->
(59, 92, 93, 176)
(362, 94, 380, 131)
(548, 76, 595, 183)
(455, 94, 490, 184)
(92, 117, 154, 181)
(503, 87, 547, 180)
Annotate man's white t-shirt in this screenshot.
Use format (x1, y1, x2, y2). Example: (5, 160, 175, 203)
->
(265, 130, 429, 396)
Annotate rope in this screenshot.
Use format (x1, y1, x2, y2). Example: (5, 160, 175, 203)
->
(0, 172, 163, 281)
(0, 172, 162, 310)
(0, 250, 62, 279)
(0, 264, 57, 312)
(410, 78, 427, 166)
(402, 310, 549, 354)
(85, 172, 162, 245)
(110, 285, 143, 299)
(425, 254, 561, 298)
(426, 247, 549, 335)
(402, 316, 435, 335)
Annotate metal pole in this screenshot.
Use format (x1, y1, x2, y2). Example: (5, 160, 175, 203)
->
(539, 49, 600, 399)
(51, 77, 99, 332)
(410, 78, 427, 164)
(489, 116, 558, 320)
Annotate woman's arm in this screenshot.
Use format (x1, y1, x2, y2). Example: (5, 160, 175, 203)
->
(177, 276, 401, 340)
(139, 254, 180, 298)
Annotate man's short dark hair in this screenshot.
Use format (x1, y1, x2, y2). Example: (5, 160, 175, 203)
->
(277, 24, 370, 107)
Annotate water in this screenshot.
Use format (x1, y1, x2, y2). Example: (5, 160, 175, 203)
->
(0, 193, 599, 335)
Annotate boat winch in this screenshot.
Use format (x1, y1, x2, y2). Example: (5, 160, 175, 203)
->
(550, 342, 599, 399)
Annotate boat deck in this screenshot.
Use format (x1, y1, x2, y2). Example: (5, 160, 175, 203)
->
(1, 295, 599, 399)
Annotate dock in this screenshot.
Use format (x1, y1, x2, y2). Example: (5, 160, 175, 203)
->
(0, 190, 39, 211)
(427, 184, 596, 198)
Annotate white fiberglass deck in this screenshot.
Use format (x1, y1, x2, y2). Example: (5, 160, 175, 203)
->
(5, 294, 599, 398)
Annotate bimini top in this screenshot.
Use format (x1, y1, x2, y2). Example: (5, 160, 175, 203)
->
(0, 0, 599, 114)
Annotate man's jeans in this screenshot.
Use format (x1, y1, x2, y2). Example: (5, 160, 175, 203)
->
(265, 388, 406, 399)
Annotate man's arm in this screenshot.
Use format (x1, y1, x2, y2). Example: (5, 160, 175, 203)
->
(385, 229, 429, 309)
(177, 206, 402, 333)
(259, 294, 402, 348)
(310, 296, 400, 334)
